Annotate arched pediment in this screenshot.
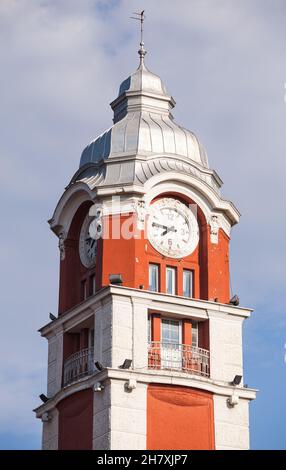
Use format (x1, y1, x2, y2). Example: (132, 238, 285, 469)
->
(49, 182, 94, 237)
(143, 171, 240, 228)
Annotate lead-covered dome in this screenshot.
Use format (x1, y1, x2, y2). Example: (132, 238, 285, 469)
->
(118, 62, 168, 97)
(80, 48, 208, 169)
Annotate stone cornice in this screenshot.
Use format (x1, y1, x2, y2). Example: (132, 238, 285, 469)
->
(34, 367, 257, 418)
(39, 285, 253, 338)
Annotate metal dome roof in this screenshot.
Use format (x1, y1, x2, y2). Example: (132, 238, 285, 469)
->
(79, 49, 208, 169)
(80, 111, 208, 167)
(118, 61, 168, 97)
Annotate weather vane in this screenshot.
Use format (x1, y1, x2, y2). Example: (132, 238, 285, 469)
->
(130, 10, 146, 63)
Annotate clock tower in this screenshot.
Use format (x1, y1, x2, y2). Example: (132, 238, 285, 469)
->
(34, 37, 256, 450)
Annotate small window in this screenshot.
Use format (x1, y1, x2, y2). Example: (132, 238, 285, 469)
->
(166, 267, 176, 295)
(148, 317, 151, 343)
(149, 264, 159, 292)
(89, 328, 94, 349)
(183, 270, 193, 297)
(161, 319, 181, 344)
(90, 274, 96, 295)
(192, 322, 198, 347)
(81, 279, 87, 301)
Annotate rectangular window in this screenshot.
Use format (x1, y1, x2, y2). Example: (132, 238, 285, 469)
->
(89, 328, 94, 349)
(161, 319, 181, 345)
(192, 322, 198, 347)
(81, 279, 87, 301)
(149, 264, 159, 292)
(148, 317, 151, 343)
(166, 267, 176, 295)
(183, 270, 193, 298)
(90, 274, 96, 295)
(161, 319, 182, 370)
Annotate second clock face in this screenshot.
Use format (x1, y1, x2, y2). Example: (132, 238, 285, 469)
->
(147, 198, 199, 258)
(79, 214, 97, 268)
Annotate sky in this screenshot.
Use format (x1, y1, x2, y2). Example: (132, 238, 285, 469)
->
(0, 0, 285, 450)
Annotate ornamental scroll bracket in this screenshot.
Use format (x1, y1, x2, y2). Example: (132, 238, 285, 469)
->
(134, 198, 147, 230)
(58, 231, 66, 261)
(210, 215, 220, 244)
(89, 202, 103, 240)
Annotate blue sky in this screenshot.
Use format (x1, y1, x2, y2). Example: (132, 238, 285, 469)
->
(0, 0, 285, 449)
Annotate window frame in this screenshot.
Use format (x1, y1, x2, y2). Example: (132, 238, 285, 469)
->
(149, 264, 159, 292)
(183, 269, 194, 298)
(161, 318, 182, 345)
(89, 328, 95, 349)
(81, 279, 87, 301)
(191, 321, 198, 347)
(90, 274, 96, 296)
(166, 266, 177, 295)
(147, 316, 152, 343)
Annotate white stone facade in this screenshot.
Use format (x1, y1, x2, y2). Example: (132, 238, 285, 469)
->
(214, 395, 250, 450)
(46, 328, 63, 398)
(42, 407, 59, 450)
(35, 286, 256, 450)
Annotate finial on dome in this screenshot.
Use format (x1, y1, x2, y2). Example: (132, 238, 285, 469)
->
(130, 10, 147, 66)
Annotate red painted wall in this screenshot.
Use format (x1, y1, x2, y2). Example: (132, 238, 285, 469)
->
(147, 385, 215, 450)
(58, 389, 93, 450)
(58, 201, 95, 314)
(101, 214, 137, 288)
(58, 194, 230, 314)
(100, 195, 230, 303)
(207, 228, 230, 303)
(101, 194, 207, 298)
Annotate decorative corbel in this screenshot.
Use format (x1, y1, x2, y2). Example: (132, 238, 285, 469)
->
(210, 215, 220, 244)
(89, 203, 103, 239)
(134, 199, 147, 230)
(227, 391, 239, 408)
(58, 231, 66, 261)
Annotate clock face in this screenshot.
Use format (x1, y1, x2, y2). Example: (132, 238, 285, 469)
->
(147, 198, 199, 258)
(79, 214, 97, 268)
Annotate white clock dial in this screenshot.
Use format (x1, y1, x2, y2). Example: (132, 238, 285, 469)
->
(79, 214, 97, 268)
(147, 198, 199, 258)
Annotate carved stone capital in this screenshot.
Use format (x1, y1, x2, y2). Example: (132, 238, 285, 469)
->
(210, 215, 220, 244)
(89, 203, 103, 239)
(58, 231, 66, 260)
(134, 199, 146, 230)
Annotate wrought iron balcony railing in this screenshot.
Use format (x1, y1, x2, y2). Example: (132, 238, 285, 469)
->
(148, 342, 210, 377)
(63, 347, 95, 387)
(62, 343, 209, 387)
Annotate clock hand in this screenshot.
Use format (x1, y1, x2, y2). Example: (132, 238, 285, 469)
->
(152, 222, 177, 232)
(162, 226, 177, 235)
(152, 222, 167, 230)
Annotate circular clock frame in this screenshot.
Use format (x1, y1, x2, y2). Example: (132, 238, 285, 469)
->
(79, 214, 97, 268)
(147, 197, 199, 259)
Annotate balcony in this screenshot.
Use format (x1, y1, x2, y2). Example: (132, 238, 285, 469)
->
(63, 347, 95, 387)
(148, 342, 210, 377)
(62, 342, 209, 387)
